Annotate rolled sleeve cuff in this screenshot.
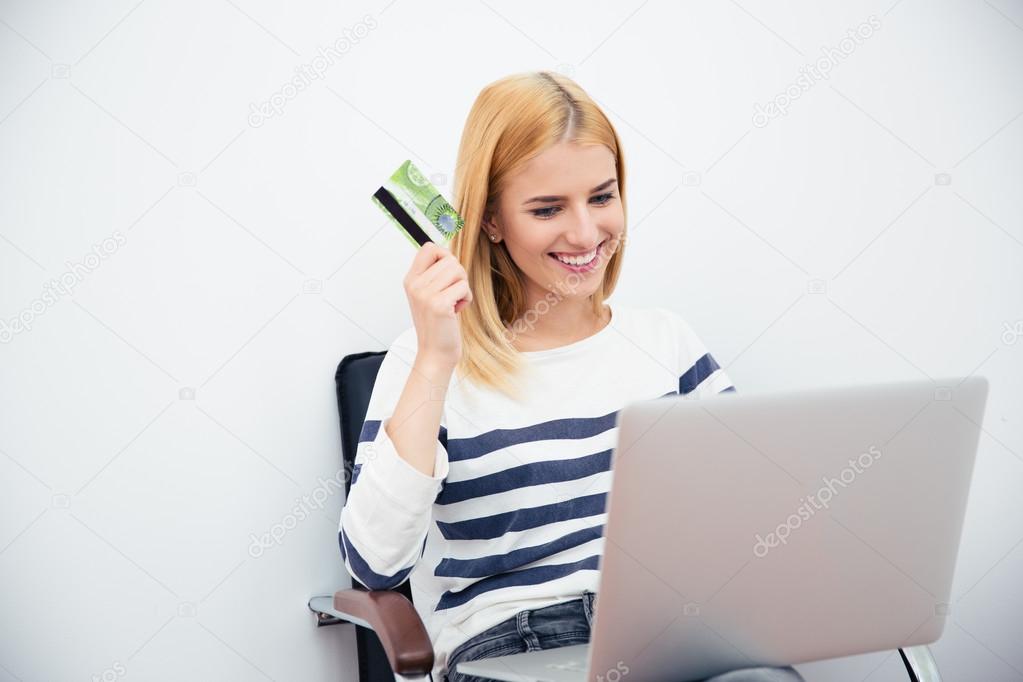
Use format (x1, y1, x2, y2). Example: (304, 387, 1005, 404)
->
(363, 416, 448, 515)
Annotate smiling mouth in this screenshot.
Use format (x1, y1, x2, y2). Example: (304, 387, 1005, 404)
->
(548, 239, 606, 266)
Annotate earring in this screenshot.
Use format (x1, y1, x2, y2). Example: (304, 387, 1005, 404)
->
(488, 233, 498, 241)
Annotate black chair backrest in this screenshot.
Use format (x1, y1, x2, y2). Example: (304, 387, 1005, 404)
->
(336, 351, 386, 497)
(335, 351, 420, 682)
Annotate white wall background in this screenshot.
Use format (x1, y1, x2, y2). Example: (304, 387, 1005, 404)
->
(1, 0, 1021, 680)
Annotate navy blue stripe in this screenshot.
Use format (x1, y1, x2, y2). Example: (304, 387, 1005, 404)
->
(447, 412, 618, 462)
(351, 463, 362, 485)
(338, 527, 414, 590)
(437, 492, 607, 540)
(436, 449, 612, 505)
(359, 418, 446, 445)
(679, 353, 721, 395)
(358, 419, 381, 441)
(435, 555, 601, 611)
(435, 524, 604, 578)
(719, 385, 736, 393)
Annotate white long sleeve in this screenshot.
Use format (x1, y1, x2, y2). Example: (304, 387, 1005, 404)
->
(338, 329, 449, 590)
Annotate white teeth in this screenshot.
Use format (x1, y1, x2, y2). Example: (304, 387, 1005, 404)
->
(553, 249, 597, 266)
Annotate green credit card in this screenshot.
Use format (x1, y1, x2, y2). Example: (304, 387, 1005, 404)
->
(372, 160, 465, 249)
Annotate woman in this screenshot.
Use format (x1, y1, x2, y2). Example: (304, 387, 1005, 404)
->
(339, 71, 804, 682)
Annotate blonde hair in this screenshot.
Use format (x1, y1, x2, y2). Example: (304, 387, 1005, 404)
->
(449, 71, 628, 400)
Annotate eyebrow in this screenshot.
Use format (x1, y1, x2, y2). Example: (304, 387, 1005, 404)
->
(522, 178, 618, 205)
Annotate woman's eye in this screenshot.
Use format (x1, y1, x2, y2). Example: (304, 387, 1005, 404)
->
(530, 193, 616, 219)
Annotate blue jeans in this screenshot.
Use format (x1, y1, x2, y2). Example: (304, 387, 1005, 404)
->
(443, 591, 804, 682)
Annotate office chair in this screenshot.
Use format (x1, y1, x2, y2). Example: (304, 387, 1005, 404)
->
(308, 351, 944, 682)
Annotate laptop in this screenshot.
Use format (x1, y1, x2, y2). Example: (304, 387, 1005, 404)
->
(457, 376, 989, 682)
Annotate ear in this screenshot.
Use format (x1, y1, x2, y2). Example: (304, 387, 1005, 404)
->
(482, 213, 501, 242)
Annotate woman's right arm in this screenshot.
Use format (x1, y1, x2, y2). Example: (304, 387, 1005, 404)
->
(385, 356, 455, 477)
(338, 242, 472, 589)
(338, 340, 451, 590)
(386, 241, 471, 477)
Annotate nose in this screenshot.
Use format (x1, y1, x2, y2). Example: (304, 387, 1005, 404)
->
(563, 202, 603, 249)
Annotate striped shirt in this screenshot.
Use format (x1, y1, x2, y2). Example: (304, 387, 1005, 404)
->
(337, 303, 735, 679)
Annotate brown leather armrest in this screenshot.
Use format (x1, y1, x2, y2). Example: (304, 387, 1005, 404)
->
(334, 588, 434, 675)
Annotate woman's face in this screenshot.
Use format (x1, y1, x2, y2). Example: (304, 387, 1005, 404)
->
(487, 141, 625, 303)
